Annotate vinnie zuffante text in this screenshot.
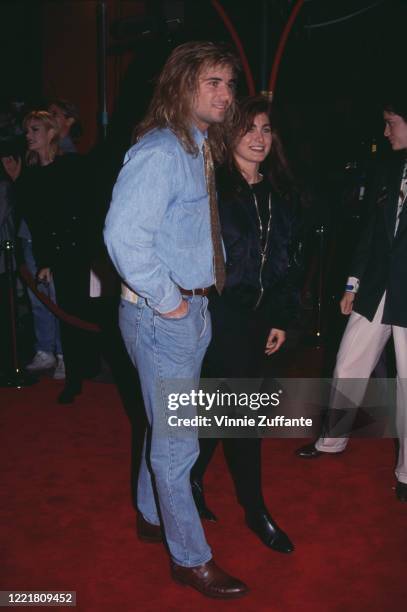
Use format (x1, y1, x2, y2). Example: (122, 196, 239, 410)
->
(166, 390, 312, 428)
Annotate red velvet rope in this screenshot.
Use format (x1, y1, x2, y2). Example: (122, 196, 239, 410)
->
(19, 264, 101, 333)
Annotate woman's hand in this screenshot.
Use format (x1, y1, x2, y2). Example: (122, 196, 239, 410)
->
(340, 291, 355, 315)
(37, 267, 52, 284)
(265, 328, 286, 355)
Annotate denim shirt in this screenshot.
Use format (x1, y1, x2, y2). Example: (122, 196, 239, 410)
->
(104, 126, 215, 314)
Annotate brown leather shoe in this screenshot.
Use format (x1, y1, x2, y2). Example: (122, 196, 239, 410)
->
(171, 559, 248, 599)
(136, 513, 163, 543)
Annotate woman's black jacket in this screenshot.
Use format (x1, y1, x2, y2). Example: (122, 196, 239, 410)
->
(15, 154, 90, 271)
(216, 164, 303, 330)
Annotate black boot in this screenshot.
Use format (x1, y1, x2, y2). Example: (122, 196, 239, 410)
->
(245, 508, 294, 553)
(58, 380, 82, 404)
(191, 478, 217, 522)
(296, 443, 323, 458)
(396, 480, 407, 502)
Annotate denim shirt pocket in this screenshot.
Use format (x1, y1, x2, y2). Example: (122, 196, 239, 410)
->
(176, 194, 208, 249)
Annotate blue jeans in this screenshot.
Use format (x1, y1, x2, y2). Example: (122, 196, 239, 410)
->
(119, 295, 212, 567)
(22, 239, 62, 354)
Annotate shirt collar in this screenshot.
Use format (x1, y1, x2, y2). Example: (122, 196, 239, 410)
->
(190, 124, 207, 150)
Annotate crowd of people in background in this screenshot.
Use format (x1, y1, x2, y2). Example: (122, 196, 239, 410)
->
(0, 87, 373, 398)
(1, 39, 406, 599)
(0, 98, 113, 402)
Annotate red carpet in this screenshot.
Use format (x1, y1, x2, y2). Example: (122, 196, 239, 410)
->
(1, 378, 406, 611)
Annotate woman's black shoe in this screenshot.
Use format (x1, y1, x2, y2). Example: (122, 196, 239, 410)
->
(245, 509, 294, 553)
(396, 480, 407, 502)
(58, 382, 82, 404)
(191, 478, 218, 522)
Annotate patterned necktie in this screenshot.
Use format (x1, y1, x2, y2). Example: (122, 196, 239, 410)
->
(203, 139, 225, 294)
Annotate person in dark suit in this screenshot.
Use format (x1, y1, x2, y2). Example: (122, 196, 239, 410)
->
(297, 91, 407, 502)
(191, 96, 303, 551)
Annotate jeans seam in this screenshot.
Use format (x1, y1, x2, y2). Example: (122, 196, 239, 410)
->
(153, 315, 189, 565)
(134, 303, 144, 349)
(199, 297, 208, 339)
(120, 300, 144, 360)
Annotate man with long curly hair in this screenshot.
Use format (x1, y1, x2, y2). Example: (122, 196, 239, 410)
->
(104, 41, 248, 598)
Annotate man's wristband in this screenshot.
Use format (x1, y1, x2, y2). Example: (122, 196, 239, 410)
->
(345, 277, 359, 293)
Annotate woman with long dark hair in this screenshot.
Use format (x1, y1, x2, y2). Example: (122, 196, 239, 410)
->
(191, 96, 302, 553)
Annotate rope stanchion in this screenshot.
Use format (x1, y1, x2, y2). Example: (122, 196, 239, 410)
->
(19, 264, 101, 333)
(0, 241, 36, 387)
(302, 224, 326, 348)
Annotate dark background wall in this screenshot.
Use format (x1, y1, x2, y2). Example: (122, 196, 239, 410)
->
(1, 0, 43, 103)
(1, 0, 406, 165)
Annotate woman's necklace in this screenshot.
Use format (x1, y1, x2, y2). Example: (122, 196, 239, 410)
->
(251, 188, 272, 310)
(246, 171, 263, 185)
(252, 189, 272, 257)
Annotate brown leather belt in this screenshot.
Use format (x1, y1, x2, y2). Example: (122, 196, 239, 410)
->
(122, 284, 213, 303)
(179, 286, 213, 297)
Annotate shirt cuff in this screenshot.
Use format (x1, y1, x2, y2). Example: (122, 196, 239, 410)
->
(152, 290, 183, 315)
(345, 276, 360, 293)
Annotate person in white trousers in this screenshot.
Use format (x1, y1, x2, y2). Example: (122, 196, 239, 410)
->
(297, 91, 407, 502)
